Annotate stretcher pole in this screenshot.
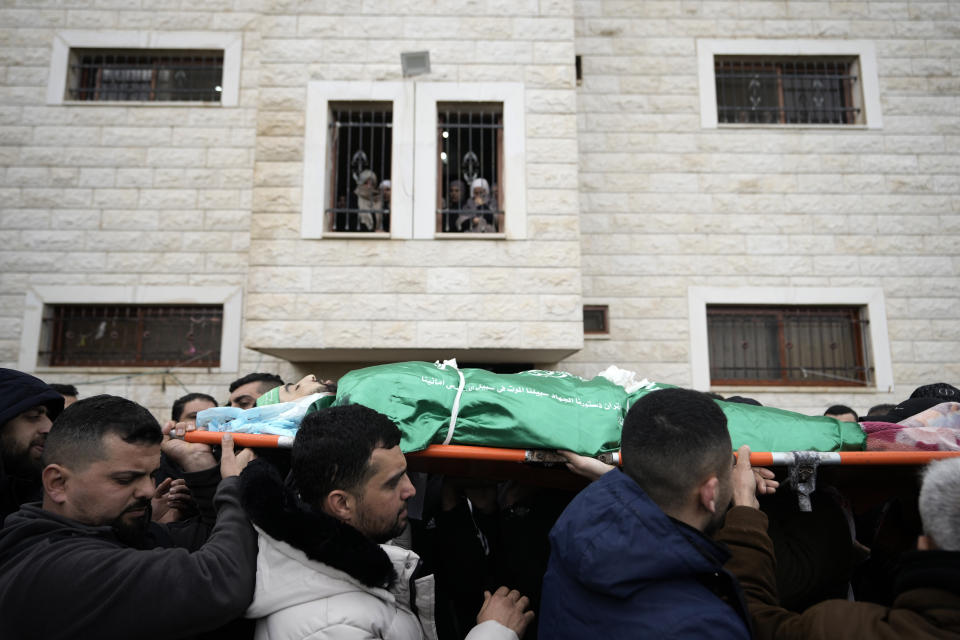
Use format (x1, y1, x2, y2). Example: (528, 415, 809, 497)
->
(746, 451, 960, 466)
(183, 431, 294, 448)
(182, 431, 960, 467)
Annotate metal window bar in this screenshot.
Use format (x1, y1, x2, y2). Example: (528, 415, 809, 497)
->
(43, 305, 222, 367)
(69, 50, 223, 102)
(326, 104, 392, 232)
(715, 58, 859, 125)
(707, 306, 870, 386)
(437, 103, 504, 233)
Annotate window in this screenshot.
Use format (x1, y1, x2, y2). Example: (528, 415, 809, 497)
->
(67, 49, 224, 102)
(715, 58, 859, 125)
(707, 306, 868, 386)
(326, 103, 393, 233)
(688, 287, 894, 392)
(414, 82, 526, 239)
(303, 81, 525, 240)
(697, 40, 882, 129)
(42, 305, 222, 367)
(302, 82, 413, 239)
(437, 102, 503, 234)
(583, 305, 609, 335)
(47, 31, 242, 106)
(19, 286, 242, 372)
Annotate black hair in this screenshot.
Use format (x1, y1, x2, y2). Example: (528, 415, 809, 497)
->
(292, 404, 401, 511)
(44, 395, 162, 469)
(824, 405, 858, 421)
(621, 388, 732, 510)
(171, 392, 218, 421)
(910, 383, 960, 402)
(49, 383, 78, 397)
(866, 403, 896, 417)
(725, 395, 762, 406)
(229, 372, 284, 394)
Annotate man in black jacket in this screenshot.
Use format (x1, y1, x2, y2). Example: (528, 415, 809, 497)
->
(0, 368, 64, 524)
(0, 394, 258, 640)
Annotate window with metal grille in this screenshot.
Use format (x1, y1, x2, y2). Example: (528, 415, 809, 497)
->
(42, 305, 222, 367)
(326, 102, 392, 233)
(583, 305, 609, 335)
(437, 102, 504, 234)
(707, 306, 870, 386)
(715, 57, 860, 125)
(67, 49, 224, 102)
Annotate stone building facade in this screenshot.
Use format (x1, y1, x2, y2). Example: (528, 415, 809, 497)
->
(1, 0, 957, 419)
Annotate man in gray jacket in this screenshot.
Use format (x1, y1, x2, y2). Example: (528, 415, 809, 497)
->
(0, 394, 257, 640)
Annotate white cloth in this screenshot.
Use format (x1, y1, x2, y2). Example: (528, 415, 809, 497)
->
(246, 528, 517, 640)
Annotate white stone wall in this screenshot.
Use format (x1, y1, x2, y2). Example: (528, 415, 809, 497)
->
(571, 0, 960, 414)
(0, 1, 585, 419)
(0, 1, 294, 418)
(2, 0, 958, 421)
(244, 1, 584, 361)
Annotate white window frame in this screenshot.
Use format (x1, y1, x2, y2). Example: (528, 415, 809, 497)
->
(688, 287, 893, 392)
(301, 81, 415, 239)
(696, 39, 882, 129)
(47, 30, 243, 106)
(18, 286, 243, 372)
(414, 82, 526, 239)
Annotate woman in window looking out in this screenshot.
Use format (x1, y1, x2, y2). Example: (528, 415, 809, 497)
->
(353, 169, 382, 232)
(457, 177, 496, 232)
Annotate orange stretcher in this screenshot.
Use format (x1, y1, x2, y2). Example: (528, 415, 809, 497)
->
(182, 430, 960, 466)
(182, 430, 960, 490)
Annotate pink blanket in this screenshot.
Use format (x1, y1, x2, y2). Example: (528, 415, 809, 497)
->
(863, 402, 960, 451)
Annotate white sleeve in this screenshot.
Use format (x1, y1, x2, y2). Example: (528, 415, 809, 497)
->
(464, 620, 519, 640)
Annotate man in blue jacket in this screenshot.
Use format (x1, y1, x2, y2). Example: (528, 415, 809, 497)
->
(540, 388, 755, 638)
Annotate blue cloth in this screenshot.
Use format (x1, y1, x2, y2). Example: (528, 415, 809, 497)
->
(539, 469, 752, 639)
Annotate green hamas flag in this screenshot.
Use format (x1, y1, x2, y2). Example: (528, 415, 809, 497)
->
(626, 389, 867, 453)
(325, 361, 866, 456)
(330, 360, 650, 455)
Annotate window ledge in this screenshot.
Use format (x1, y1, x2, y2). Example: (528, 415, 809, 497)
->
(33, 365, 225, 374)
(322, 232, 392, 239)
(716, 123, 869, 130)
(434, 232, 506, 240)
(584, 333, 610, 340)
(60, 100, 224, 107)
(711, 385, 879, 394)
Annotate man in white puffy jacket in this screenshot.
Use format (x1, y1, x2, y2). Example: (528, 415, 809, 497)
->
(241, 403, 533, 640)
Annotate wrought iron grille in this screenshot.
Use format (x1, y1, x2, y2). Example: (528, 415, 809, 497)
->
(715, 58, 860, 125)
(707, 306, 870, 386)
(437, 102, 504, 233)
(326, 103, 392, 233)
(43, 305, 222, 367)
(68, 49, 224, 102)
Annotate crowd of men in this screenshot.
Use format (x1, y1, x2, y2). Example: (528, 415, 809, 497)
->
(0, 366, 958, 639)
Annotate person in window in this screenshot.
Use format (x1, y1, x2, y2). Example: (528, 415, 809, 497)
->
(379, 179, 391, 232)
(458, 178, 496, 233)
(352, 169, 382, 232)
(442, 178, 467, 232)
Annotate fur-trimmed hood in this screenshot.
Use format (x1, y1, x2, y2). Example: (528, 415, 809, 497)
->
(239, 458, 397, 590)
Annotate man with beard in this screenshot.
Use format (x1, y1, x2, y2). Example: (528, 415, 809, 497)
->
(0, 395, 258, 640)
(241, 403, 534, 639)
(0, 368, 64, 523)
(540, 388, 760, 639)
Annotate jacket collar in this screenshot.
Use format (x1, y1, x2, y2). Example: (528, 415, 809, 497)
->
(895, 550, 960, 596)
(240, 458, 397, 589)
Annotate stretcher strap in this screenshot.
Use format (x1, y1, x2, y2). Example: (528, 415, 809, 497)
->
(438, 359, 465, 445)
